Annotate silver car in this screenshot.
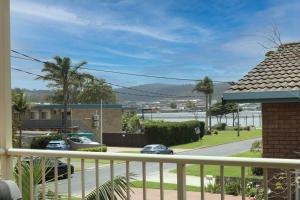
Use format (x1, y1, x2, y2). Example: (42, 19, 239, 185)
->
(140, 144, 174, 154)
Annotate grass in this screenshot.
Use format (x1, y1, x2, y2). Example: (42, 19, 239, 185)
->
(131, 181, 200, 192)
(172, 129, 262, 149)
(170, 150, 262, 178)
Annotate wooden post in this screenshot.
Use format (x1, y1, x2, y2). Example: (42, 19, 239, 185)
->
(0, 0, 13, 179)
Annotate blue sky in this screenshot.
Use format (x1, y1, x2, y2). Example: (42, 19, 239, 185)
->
(10, 0, 300, 89)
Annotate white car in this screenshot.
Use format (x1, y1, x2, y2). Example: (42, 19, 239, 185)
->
(68, 137, 101, 150)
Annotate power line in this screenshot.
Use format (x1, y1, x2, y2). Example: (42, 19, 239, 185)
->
(105, 81, 201, 98)
(11, 49, 234, 84)
(12, 67, 203, 99)
(11, 50, 46, 63)
(12, 67, 49, 80)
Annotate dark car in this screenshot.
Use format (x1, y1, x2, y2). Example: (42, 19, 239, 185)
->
(140, 144, 174, 154)
(19, 157, 74, 181)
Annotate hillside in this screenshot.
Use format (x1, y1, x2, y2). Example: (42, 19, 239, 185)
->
(16, 83, 230, 103)
(115, 83, 230, 103)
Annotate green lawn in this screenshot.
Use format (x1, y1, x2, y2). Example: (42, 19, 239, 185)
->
(172, 129, 262, 149)
(170, 151, 262, 178)
(131, 181, 200, 192)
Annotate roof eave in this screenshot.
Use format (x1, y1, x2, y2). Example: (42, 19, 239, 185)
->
(223, 90, 300, 103)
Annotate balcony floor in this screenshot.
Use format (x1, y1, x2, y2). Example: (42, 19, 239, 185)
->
(131, 188, 242, 200)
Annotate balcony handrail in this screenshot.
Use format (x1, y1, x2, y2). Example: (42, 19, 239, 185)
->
(7, 148, 300, 169)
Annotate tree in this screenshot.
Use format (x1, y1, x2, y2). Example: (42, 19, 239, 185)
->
(12, 89, 29, 148)
(37, 56, 88, 133)
(193, 76, 214, 132)
(78, 78, 116, 104)
(210, 102, 226, 123)
(170, 102, 177, 109)
(186, 100, 199, 120)
(225, 103, 241, 126)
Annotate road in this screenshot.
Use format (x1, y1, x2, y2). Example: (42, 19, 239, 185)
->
(50, 138, 259, 196)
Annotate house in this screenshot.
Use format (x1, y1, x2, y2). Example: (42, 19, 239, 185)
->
(23, 104, 123, 141)
(223, 42, 300, 198)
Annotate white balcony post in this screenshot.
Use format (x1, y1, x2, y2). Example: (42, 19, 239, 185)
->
(0, 0, 13, 179)
(177, 163, 186, 200)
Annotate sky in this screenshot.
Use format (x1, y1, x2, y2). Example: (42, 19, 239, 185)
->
(10, 0, 300, 89)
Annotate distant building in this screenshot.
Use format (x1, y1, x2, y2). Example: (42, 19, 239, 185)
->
(22, 104, 123, 141)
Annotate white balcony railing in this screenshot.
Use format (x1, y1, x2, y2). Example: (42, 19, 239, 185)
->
(1, 148, 300, 200)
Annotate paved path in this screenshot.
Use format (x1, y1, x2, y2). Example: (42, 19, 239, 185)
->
(50, 138, 259, 196)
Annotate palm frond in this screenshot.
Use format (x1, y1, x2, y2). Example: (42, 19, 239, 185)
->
(14, 158, 54, 200)
(85, 173, 135, 200)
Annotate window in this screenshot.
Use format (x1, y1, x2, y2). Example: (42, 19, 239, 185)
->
(41, 111, 50, 120)
(30, 112, 39, 120)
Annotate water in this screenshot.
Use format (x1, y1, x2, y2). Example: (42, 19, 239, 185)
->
(140, 111, 262, 127)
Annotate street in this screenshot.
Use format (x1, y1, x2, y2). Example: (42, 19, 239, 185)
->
(48, 138, 259, 196)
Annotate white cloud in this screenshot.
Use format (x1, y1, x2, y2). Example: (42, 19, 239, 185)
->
(11, 1, 88, 25)
(102, 47, 156, 60)
(88, 61, 128, 68)
(221, 37, 264, 57)
(11, 1, 212, 44)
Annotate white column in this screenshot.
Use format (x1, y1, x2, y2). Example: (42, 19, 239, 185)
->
(0, 0, 13, 179)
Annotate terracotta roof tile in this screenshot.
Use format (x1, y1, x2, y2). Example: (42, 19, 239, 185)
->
(227, 42, 300, 92)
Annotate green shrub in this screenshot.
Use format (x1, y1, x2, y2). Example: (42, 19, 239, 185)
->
(144, 120, 204, 146)
(251, 167, 263, 176)
(225, 182, 241, 196)
(30, 134, 63, 149)
(250, 140, 262, 152)
(213, 123, 227, 130)
(78, 146, 107, 152)
(205, 183, 221, 193)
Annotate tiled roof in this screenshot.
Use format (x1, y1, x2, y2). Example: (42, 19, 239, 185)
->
(227, 42, 300, 93)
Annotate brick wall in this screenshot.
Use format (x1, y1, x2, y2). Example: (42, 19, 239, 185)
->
(262, 103, 299, 199)
(71, 108, 122, 141)
(262, 102, 300, 159)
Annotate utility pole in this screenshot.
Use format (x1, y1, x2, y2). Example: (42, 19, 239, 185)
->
(100, 99, 103, 145)
(92, 111, 100, 141)
(237, 105, 240, 137)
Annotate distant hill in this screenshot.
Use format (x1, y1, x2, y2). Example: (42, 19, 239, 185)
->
(16, 83, 230, 103)
(19, 89, 53, 103)
(115, 83, 230, 103)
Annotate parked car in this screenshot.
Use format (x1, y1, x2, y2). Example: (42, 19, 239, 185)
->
(17, 157, 74, 181)
(46, 140, 70, 150)
(68, 136, 101, 150)
(140, 144, 174, 154)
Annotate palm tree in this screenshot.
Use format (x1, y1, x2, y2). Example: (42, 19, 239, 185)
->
(12, 89, 29, 148)
(85, 174, 133, 200)
(37, 56, 87, 133)
(193, 76, 214, 133)
(14, 158, 132, 200)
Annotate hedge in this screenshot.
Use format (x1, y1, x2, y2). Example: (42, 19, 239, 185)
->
(144, 120, 204, 146)
(78, 146, 107, 152)
(31, 134, 64, 149)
